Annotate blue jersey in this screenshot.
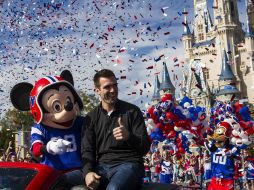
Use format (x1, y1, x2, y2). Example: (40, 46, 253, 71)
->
(247, 157, 254, 179)
(204, 160, 212, 181)
(205, 141, 239, 179)
(31, 116, 84, 171)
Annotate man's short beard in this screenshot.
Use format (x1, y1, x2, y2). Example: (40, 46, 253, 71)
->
(105, 98, 117, 105)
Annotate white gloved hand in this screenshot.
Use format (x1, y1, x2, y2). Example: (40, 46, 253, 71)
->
(46, 138, 71, 155)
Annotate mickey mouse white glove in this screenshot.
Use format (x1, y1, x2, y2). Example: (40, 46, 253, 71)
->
(46, 138, 71, 155)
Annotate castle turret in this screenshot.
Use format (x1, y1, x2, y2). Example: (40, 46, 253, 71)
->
(247, 0, 254, 36)
(151, 75, 161, 104)
(159, 62, 175, 97)
(219, 50, 235, 81)
(182, 8, 193, 60)
(246, 0, 254, 37)
(245, 0, 254, 62)
(213, 0, 244, 84)
(216, 50, 240, 101)
(213, 0, 241, 27)
(193, 0, 213, 42)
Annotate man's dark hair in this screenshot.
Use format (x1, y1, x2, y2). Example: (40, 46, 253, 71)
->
(93, 69, 116, 88)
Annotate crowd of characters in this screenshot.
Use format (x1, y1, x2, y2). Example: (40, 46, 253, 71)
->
(142, 93, 254, 190)
(142, 142, 254, 190)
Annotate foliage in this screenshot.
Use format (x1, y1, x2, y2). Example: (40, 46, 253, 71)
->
(1, 109, 34, 131)
(0, 109, 34, 150)
(0, 126, 14, 153)
(79, 91, 99, 115)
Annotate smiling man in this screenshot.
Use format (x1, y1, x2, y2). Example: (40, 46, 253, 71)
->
(81, 69, 151, 190)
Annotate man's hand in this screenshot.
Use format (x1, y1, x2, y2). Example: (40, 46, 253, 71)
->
(113, 117, 129, 141)
(85, 172, 101, 190)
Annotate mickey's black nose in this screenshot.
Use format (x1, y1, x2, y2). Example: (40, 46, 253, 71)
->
(64, 101, 73, 111)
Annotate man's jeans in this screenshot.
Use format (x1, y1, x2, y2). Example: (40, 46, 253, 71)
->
(64, 169, 84, 186)
(95, 162, 144, 190)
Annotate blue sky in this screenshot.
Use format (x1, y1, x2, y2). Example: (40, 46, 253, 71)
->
(0, 0, 247, 117)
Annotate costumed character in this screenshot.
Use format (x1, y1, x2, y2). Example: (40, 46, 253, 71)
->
(10, 70, 85, 186)
(205, 121, 240, 190)
(159, 150, 173, 184)
(203, 150, 212, 187)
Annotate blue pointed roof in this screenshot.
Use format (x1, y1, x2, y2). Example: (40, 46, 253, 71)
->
(183, 23, 191, 36)
(152, 75, 161, 101)
(160, 62, 175, 91)
(219, 50, 235, 81)
(182, 12, 192, 36)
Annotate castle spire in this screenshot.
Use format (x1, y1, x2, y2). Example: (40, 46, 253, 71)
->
(219, 50, 235, 81)
(205, 8, 213, 32)
(160, 62, 175, 91)
(182, 8, 191, 36)
(216, 49, 240, 100)
(151, 75, 161, 101)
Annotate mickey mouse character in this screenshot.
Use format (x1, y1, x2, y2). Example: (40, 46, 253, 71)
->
(10, 70, 85, 185)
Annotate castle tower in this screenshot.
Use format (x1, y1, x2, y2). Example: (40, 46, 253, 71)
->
(213, 0, 244, 86)
(246, 0, 254, 37)
(213, 0, 241, 27)
(193, 0, 213, 42)
(243, 0, 254, 102)
(181, 0, 254, 105)
(245, 0, 254, 68)
(159, 62, 175, 97)
(216, 49, 240, 101)
(151, 75, 161, 104)
(182, 8, 193, 61)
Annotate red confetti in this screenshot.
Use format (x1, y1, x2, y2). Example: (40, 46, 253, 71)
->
(90, 43, 94, 48)
(116, 59, 122, 64)
(146, 66, 153, 69)
(119, 49, 125, 53)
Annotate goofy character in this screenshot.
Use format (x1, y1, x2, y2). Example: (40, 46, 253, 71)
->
(205, 121, 240, 190)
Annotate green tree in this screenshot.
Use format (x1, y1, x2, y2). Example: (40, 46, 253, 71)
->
(79, 91, 99, 115)
(1, 109, 34, 131)
(0, 126, 14, 153)
(0, 109, 34, 151)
